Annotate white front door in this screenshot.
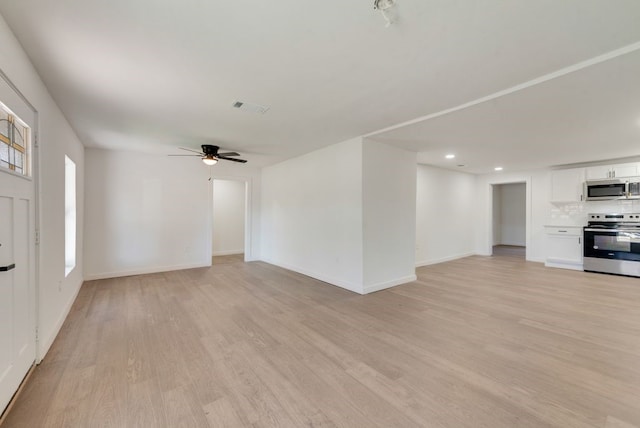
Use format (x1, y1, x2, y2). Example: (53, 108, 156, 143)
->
(0, 170, 35, 414)
(0, 74, 37, 414)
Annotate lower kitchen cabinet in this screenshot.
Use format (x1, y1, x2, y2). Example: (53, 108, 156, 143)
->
(545, 226, 583, 270)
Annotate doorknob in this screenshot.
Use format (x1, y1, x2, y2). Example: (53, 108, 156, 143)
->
(0, 263, 15, 272)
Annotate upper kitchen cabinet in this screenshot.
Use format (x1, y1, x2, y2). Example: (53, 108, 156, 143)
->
(585, 163, 638, 180)
(550, 168, 585, 202)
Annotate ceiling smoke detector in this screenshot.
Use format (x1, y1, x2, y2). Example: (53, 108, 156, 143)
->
(374, 0, 396, 27)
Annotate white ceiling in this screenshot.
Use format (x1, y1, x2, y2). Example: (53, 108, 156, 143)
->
(1, 0, 640, 172)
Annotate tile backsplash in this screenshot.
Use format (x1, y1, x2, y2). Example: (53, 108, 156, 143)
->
(549, 200, 640, 226)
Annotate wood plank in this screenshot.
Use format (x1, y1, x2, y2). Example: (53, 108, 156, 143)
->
(3, 254, 640, 427)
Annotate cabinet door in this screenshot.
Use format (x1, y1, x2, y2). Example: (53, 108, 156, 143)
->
(611, 163, 638, 178)
(546, 235, 582, 265)
(550, 168, 584, 202)
(585, 165, 612, 180)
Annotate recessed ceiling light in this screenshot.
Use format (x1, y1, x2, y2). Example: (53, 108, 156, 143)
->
(445, 154, 455, 159)
(494, 167, 503, 171)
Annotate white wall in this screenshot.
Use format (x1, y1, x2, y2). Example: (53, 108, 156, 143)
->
(212, 179, 245, 256)
(362, 140, 417, 293)
(261, 138, 364, 293)
(492, 185, 501, 245)
(84, 149, 261, 279)
(415, 165, 476, 266)
(0, 13, 85, 359)
(497, 183, 526, 246)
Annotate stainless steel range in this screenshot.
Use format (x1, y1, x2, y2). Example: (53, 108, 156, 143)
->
(583, 213, 640, 277)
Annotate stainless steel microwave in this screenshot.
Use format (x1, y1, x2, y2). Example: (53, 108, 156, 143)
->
(584, 178, 640, 201)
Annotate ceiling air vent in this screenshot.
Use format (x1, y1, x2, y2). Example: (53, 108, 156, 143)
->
(232, 101, 269, 114)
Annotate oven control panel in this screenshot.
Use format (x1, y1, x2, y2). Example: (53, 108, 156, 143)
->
(588, 213, 640, 222)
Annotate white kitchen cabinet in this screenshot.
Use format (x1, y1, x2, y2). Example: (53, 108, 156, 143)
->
(545, 226, 583, 271)
(585, 163, 638, 180)
(550, 168, 585, 202)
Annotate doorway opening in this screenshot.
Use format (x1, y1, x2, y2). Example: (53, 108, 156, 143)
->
(492, 182, 526, 258)
(212, 179, 247, 265)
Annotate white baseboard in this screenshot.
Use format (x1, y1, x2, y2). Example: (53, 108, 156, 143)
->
(545, 259, 583, 271)
(415, 252, 475, 267)
(260, 258, 363, 294)
(212, 250, 244, 256)
(84, 262, 211, 281)
(363, 274, 418, 294)
(37, 276, 83, 362)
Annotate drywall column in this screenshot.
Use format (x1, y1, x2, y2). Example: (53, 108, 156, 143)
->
(362, 140, 417, 293)
(261, 137, 417, 294)
(261, 138, 365, 293)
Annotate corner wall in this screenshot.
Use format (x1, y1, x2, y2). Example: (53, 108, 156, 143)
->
(260, 138, 364, 293)
(261, 138, 418, 294)
(0, 13, 85, 359)
(363, 140, 417, 292)
(84, 148, 261, 279)
(415, 165, 476, 266)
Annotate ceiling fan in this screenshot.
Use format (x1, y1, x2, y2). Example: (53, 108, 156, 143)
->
(169, 144, 248, 165)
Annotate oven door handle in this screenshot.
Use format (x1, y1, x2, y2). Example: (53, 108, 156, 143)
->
(584, 228, 640, 233)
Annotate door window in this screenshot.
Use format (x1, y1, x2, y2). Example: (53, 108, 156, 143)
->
(0, 103, 30, 176)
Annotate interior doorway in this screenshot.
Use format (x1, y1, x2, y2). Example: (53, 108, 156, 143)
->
(492, 182, 526, 258)
(212, 179, 247, 265)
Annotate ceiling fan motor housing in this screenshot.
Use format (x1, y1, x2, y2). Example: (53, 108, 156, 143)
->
(201, 144, 219, 156)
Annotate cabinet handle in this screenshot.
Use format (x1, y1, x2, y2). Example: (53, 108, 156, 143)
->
(558, 230, 567, 233)
(579, 237, 581, 244)
(0, 263, 15, 272)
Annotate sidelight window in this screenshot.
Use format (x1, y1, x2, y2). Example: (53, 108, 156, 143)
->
(65, 155, 76, 276)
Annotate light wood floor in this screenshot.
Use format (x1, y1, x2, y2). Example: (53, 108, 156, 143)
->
(493, 245, 526, 258)
(3, 255, 640, 427)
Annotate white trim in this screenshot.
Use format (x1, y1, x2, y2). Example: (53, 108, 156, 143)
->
(363, 274, 417, 294)
(545, 260, 583, 271)
(210, 175, 253, 262)
(0, 167, 33, 181)
(485, 178, 532, 261)
(212, 250, 244, 256)
(37, 276, 82, 362)
(83, 262, 211, 281)
(260, 258, 363, 294)
(365, 41, 640, 138)
(415, 252, 475, 268)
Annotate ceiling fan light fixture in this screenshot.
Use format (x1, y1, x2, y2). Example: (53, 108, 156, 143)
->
(202, 156, 218, 166)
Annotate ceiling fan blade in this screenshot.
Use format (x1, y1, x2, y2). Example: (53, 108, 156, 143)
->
(217, 151, 240, 157)
(179, 147, 204, 155)
(218, 156, 247, 163)
(168, 154, 202, 157)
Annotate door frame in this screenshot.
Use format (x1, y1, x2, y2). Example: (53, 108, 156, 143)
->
(0, 68, 40, 360)
(485, 177, 531, 260)
(208, 175, 254, 262)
